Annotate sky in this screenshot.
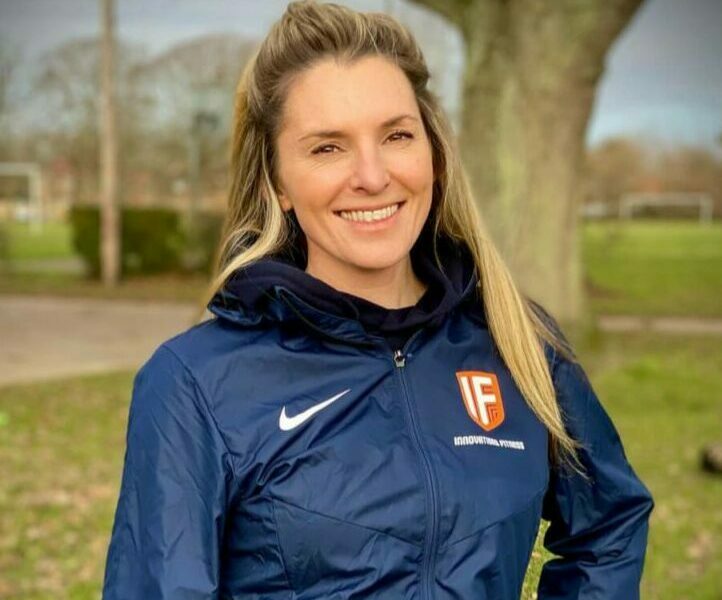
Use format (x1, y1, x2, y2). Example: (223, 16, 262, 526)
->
(0, 0, 720, 152)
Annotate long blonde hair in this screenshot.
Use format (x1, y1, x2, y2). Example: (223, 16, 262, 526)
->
(202, 0, 581, 469)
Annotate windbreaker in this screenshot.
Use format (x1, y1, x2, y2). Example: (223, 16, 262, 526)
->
(102, 237, 654, 600)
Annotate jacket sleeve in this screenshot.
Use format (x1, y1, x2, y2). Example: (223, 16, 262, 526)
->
(537, 353, 654, 600)
(102, 345, 237, 599)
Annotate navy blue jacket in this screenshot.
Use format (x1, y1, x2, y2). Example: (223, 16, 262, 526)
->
(102, 238, 653, 599)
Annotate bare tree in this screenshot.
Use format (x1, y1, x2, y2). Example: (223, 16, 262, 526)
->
(586, 137, 648, 209)
(133, 33, 255, 127)
(0, 41, 20, 121)
(408, 0, 644, 322)
(32, 36, 149, 204)
(30, 33, 254, 208)
(132, 34, 256, 197)
(99, 0, 120, 286)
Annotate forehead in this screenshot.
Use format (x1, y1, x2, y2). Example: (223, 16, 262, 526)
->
(279, 55, 419, 134)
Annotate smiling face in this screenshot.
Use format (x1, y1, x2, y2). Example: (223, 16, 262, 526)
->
(274, 55, 435, 289)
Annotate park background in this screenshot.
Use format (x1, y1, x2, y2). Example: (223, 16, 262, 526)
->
(0, 0, 720, 598)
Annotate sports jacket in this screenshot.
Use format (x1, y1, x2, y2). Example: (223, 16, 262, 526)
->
(102, 238, 653, 599)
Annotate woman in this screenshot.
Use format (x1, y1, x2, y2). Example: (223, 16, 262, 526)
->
(102, 2, 653, 598)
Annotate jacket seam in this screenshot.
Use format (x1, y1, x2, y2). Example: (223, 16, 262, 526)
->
(158, 344, 243, 482)
(551, 356, 593, 450)
(593, 508, 650, 564)
(543, 504, 650, 568)
(269, 497, 297, 597)
(440, 486, 547, 551)
(267, 494, 423, 549)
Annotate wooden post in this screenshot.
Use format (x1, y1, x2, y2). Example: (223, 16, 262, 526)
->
(99, 0, 120, 286)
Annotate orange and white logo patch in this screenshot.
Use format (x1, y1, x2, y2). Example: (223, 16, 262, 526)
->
(456, 371, 505, 432)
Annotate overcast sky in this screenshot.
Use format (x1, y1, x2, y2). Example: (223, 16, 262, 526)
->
(1, 0, 720, 152)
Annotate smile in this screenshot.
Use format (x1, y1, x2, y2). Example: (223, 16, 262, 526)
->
(336, 201, 403, 223)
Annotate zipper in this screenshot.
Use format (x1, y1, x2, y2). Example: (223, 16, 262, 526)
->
(393, 338, 439, 600)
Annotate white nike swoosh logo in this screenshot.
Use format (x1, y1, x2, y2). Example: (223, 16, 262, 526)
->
(279, 388, 351, 431)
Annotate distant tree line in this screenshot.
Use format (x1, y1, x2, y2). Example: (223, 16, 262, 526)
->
(585, 137, 722, 217)
(0, 34, 258, 207)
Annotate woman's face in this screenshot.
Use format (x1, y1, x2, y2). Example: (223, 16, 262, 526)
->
(275, 55, 434, 281)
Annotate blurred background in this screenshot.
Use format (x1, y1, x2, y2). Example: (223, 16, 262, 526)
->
(0, 0, 720, 598)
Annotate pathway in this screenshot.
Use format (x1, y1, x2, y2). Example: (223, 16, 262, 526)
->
(0, 295, 198, 387)
(1, 294, 721, 388)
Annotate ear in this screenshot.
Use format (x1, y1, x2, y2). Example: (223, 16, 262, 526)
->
(275, 175, 292, 212)
(277, 188, 293, 212)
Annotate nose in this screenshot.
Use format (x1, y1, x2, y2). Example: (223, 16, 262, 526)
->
(349, 145, 390, 195)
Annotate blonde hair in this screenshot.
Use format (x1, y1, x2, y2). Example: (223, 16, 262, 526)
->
(201, 0, 581, 469)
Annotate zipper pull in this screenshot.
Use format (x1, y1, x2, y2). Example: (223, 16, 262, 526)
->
(393, 349, 406, 368)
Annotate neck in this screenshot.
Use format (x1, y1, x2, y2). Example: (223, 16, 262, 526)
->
(305, 254, 427, 309)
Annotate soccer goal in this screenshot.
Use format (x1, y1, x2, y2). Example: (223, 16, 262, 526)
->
(618, 192, 714, 223)
(0, 162, 44, 227)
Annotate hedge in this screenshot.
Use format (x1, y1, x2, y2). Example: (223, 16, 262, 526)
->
(69, 206, 223, 277)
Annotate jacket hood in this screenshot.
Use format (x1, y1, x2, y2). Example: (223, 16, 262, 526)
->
(208, 224, 482, 345)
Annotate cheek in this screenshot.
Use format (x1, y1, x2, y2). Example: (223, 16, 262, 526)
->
(398, 149, 435, 197)
(283, 162, 346, 212)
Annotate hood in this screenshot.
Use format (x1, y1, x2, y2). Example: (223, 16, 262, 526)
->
(208, 224, 482, 345)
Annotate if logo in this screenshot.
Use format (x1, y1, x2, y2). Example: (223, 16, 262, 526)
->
(455, 371, 505, 432)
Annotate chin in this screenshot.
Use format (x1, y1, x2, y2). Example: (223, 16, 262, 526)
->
(341, 246, 412, 272)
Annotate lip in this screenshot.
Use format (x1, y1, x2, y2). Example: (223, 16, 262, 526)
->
(333, 200, 405, 230)
(333, 200, 404, 214)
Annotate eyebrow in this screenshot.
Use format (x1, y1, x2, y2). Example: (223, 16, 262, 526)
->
(297, 113, 419, 143)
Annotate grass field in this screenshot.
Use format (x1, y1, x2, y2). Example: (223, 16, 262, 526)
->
(583, 220, 722, 317)
(2, 218, 722, 316)
(1, 221, 75, 262)
(0, 332, 720, 599)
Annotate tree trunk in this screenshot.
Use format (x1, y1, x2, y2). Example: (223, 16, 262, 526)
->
(99, 0, 120, 286)
(408, 0, 643, 324)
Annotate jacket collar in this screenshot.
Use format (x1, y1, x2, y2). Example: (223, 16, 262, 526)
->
(208, 227, 482, 345)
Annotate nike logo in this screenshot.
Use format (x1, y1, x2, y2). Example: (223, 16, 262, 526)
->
(279, 388, 351, 431)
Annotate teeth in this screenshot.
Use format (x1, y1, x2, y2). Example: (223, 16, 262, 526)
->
(339, 203, 400, 223)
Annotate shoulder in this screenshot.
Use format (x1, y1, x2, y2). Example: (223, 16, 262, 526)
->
(135, 315, 281, 414)
(154, 315, 268, 376)
(524, 297, 577, 372)
(130, 317, 266, 406)
(522, 298, 599, 433)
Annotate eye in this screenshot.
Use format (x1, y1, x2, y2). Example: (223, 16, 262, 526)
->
(311, 143, 339, 155)
(387, 129, 414, 142)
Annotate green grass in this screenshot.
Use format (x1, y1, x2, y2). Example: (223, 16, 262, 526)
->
(584, 220, 722, 317)
(0, 372, 132, 599)
(1, 332, 720, 599)
(1, 221, 76, 262)
(583, 335, 722, 600)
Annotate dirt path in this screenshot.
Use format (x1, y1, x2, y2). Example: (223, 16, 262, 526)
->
(0, 295, 198, 387)
(1, 294, 721, 388)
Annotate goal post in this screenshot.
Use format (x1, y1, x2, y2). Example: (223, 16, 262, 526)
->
(619, 192, 714, 224)
(0, 162, 44, 230)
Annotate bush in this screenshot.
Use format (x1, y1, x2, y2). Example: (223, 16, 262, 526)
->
(184, 211, 224, 274)
(70, 205, 187, 277)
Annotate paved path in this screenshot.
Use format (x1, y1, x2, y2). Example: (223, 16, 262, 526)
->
(1, 294, 721, 388)
(597, 314, 722, 335)
(10, 257, 86, 275)
(0, 295, 199, 387)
